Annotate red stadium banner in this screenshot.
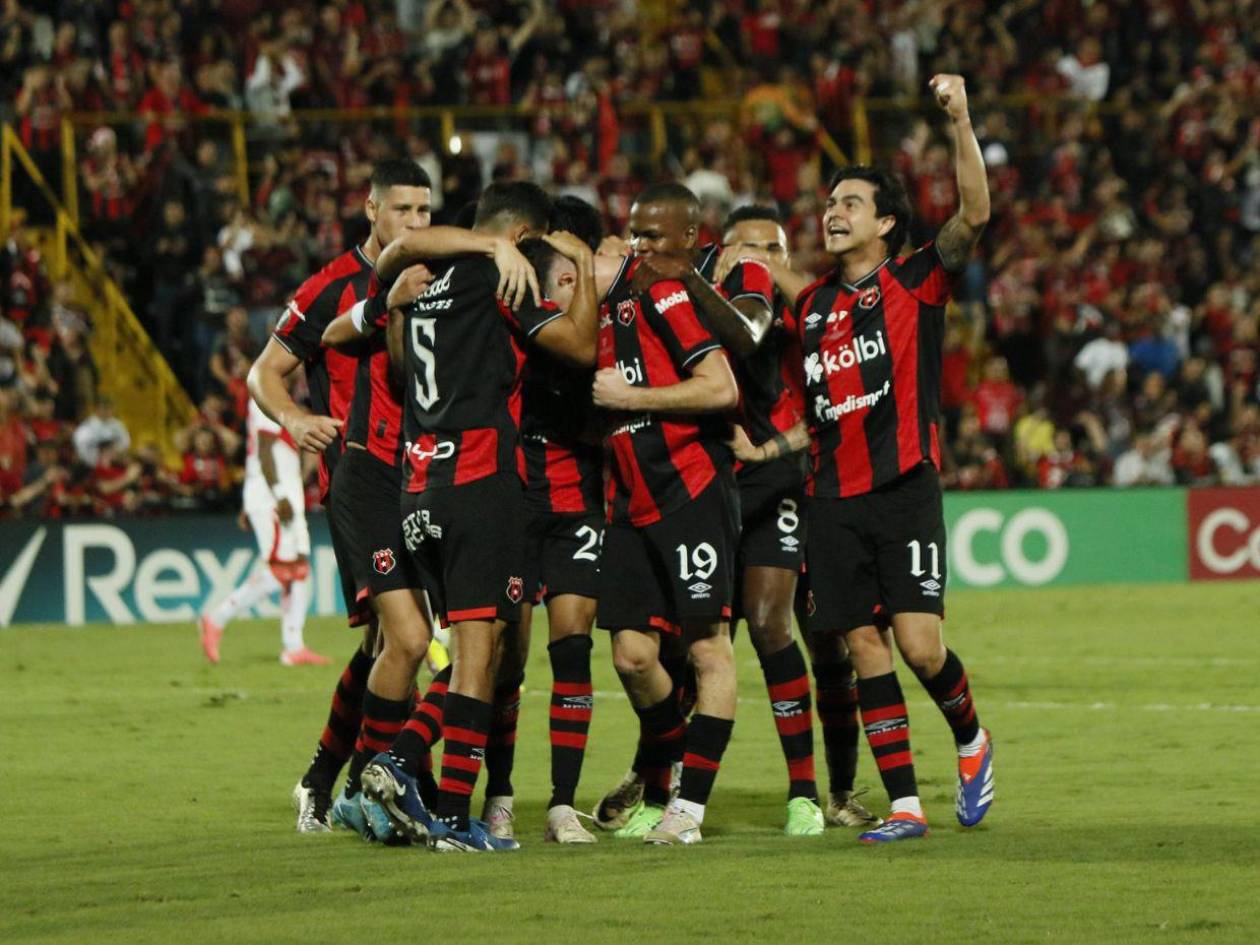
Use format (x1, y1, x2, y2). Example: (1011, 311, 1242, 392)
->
(1187, 487, 1260, 581)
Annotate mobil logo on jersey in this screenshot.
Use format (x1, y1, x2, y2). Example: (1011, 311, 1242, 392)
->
(1188, 486, 1260, 580)
(805, 329, 888, 382)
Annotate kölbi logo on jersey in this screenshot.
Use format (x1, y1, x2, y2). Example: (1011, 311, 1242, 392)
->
(617, 357, 644, 384)
(805, 330, 888, 381)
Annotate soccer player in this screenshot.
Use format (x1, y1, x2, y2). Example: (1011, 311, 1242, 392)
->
(357, 182, 600, 852)
(247, 159, 434, 834)
(785, 74, 995, 842)
(591, 183, 742, 846)
(198, 391, 328, 667)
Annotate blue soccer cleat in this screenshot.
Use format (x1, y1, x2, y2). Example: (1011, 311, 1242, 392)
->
(330, 788, 373, 840)
(858, 812, 930, 843)
(956, 728, 995, 827)
(360, 753, 434, 843)
(428, 817, 521, 853)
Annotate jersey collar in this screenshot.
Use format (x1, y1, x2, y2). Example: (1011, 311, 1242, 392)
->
(838, 257, 890, 292)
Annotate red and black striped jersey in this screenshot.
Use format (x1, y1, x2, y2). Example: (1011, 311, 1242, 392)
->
(271, 246, 373, 497)
(695, 246, 805, 447)
(401, 256, 564, 493)
(796, 243, 953, 498)
(344, 325, 405, 471)
(520, 350, 603, 515)
(598, 256, 732, 526)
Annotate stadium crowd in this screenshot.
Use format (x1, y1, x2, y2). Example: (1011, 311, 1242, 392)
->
(1, 0, 1258, 519)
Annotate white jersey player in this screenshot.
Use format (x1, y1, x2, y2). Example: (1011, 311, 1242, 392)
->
(199, 398, 329, 666)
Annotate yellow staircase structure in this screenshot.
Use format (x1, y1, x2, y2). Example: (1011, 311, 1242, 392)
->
(1, 124, 194, 466)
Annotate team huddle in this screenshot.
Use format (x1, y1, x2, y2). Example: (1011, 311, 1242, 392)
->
(234, 74, 994, 852)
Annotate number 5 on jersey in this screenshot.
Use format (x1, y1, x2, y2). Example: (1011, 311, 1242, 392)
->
(410, 317, 438, 409)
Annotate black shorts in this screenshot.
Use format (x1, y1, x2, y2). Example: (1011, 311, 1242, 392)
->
(805, 462, 946, 634)
(737, 457, 807, 572)
(401, 472, 526, 626)
(325, 491, 367, 628)
(596, 472, 740, 634)
(329, 447, 420, 625)
(524, 509, 603, 604)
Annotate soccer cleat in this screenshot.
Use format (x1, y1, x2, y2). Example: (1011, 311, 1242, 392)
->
(858, 811, 929, 843)
(481, 795, 515, 840)
(330, 788, 373, 840)
(429, 818, 521, 852)
(543, 805, 597, 844)
(198, 615, 222, 664)
(784, 796, 826, 837)
(644, 805, 702, 845)
(612, 801, 665, 838)
(360, 752, 434, 843)
(294, 779, 332, 834)
(280, 647, 332, 666)
(592, 769, 645, 830)
(956, 728, 995, 827)
(825, 789, 883, 828)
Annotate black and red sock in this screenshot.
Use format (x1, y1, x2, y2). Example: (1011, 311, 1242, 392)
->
(435, 692, 493, 831)
(389, 664, 450, 777)
(634, 691, 687, 807)
(814, 658, 859, 796)
(857, 671, 918, 802)
(345, 689, 410, 796)
(548, 636, 593, 809)
(678, 714, 735, 808)
(304, 647, 374, 790)
(918, 649, 981, 746)
(484, 675, 522, 799)
(759, 641, 817, 801)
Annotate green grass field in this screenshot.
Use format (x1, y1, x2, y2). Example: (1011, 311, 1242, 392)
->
(3, 582, 1259, 945)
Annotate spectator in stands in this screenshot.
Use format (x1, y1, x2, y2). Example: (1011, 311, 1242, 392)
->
(1113, 432, 1176, 487)
(148, 199, 200, 354)
(46, 323, 96, 422)
(0, 387, 27, 499)
(970, 355, 1022, 441)
(177, 426, 231, 511)
(72, 397, 129, 466)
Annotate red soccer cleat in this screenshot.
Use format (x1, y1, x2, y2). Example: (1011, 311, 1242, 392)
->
(199, 615, 223, 664)
(280, 647, 332, 666)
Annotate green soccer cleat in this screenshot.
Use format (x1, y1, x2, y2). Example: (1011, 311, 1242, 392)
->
(784, 796, 825, 836)
(612, 801, 665, 838)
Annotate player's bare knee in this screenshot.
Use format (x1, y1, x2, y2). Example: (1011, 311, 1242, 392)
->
(688, 633, 735, 680)
(611, 632, 657, 679)
(746, 617, 793, 656)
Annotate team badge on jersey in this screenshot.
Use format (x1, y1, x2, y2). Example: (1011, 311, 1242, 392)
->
(857, 286, 881, 309)
(372, 548, 396, 575)
(616, 299, 636, 326)
(506, 576, 524, 603)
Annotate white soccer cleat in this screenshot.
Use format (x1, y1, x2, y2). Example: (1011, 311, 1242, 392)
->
(481, 795, 515, 840)
(592, 769, 645, 831)
(294, 780, 331, 834)
(825, 789, 883, 828)
(644, 804, 702, 846)
(543, 805, 598, 844)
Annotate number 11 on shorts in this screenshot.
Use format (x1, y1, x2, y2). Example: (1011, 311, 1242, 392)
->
(907, 539, 940, 579)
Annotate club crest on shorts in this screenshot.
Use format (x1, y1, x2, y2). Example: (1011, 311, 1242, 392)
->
(372, 548, 396, 575)
(617, 299, 636, 326)
(506, 576, 524, 603)
(857, 286, 880, 309)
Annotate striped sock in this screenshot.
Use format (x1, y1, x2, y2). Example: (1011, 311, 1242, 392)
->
(857, 671, 918, 803)
(634, 692, 687, 807)
(548, 636, 594, 809)
(678, 713, 735, 812)
(814, 659, 859, 796)
(389, 665, 451, 776)
(435, 693, 492, 831)
(918, 650, 981, 746)
(484, 676, 523, 798)
(759, 641, 817, 801)
(304, 647, 374, 789)
(346, 690, 410, 796)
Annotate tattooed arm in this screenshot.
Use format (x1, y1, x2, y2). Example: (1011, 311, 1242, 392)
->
(930, 74, 990, 272)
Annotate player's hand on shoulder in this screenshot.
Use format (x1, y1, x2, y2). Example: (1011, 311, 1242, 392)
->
(714, 245, 766, 285)
(286, 412, 343, 453)
(387, 263, 434, 311)
(929, 74, 969, 121)
(631, 254, 693, 294)
(592, 366, 639, 411)
(492, 237, 541, 310)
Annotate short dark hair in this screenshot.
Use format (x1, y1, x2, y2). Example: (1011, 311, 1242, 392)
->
(722, 204, 782, 233)
(632, 182, 700, 219)
(518, 237, 561, 290)
(551, 195, 605, 251)
(370, 159, 431, 194)
(474, 181, 553, 233)
(828, 165, 912, 255)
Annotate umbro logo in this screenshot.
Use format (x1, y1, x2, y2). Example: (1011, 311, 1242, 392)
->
(688, 581, 712, 599)
(780, 535, 800, 549)
(771, 700, 803, 717)
(920, 579, 941, 596)
(804, 311, 823, 328)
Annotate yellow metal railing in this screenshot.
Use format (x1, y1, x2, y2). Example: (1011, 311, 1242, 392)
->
(1, 124, 195, 465)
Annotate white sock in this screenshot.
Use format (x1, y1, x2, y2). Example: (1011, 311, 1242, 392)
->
(958, 729, 987, 757)
(209, 568, 281, 627)
(890, 796, 924, 819)
(672, 798, 705, 824)
(281, 573, 311, 652)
